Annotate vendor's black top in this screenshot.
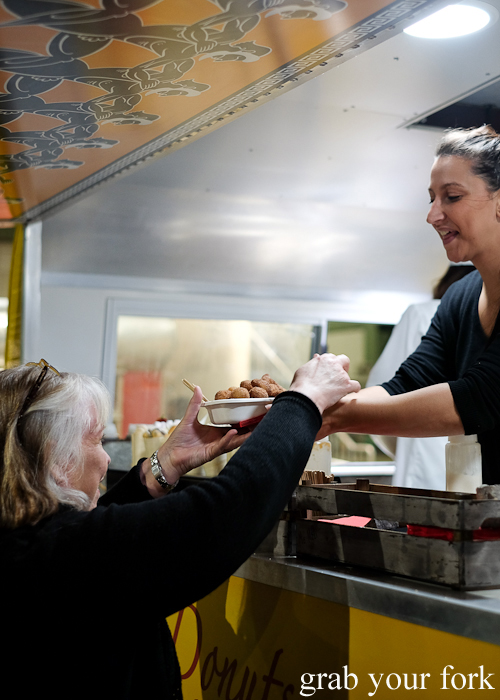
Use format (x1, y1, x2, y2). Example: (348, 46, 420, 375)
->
(0, 391, 321, 700)
(383, 270, 500, 484)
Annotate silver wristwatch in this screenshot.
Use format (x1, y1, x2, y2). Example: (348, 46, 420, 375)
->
(150, 450, 179, 493)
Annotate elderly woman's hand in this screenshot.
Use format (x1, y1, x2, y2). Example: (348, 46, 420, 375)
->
(289, 353, 360, 413)
(141, 387, 251, 496)
(141, 354, 359, 497)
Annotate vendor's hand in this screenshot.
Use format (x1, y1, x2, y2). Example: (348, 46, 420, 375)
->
(145, 387, 250, 492)
(289, 353, 360, 414)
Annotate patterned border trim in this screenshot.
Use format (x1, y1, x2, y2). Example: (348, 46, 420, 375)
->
(22, 0, 438, 222)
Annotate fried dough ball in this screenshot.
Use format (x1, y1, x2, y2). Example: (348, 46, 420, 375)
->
(214, 374, 284, 400)
(267, 383, 282, 397)
(262, 373, 278, 385)
(215, 389, 231, 400)
(250, 386, 268, 398)
(231, 387, 250, 399)
(251, 378, 271, 392)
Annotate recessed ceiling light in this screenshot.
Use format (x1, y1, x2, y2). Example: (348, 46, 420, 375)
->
(404, 3, 492, 38)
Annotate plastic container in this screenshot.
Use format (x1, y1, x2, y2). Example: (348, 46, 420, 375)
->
(201, 398, 273, 425)
(445, 434, 482, 493)
(304, 438, 332, 475)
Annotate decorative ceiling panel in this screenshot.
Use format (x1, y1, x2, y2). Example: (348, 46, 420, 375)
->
(0, 0, 443, 223)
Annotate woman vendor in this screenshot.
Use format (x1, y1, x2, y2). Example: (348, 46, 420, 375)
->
(0, 352, 359, 699)
(321, 125, 500, 485)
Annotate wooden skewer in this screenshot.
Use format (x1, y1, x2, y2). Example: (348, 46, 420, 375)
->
(182, 378, 209, 402)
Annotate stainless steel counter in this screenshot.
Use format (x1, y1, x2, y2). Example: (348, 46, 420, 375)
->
(235, 554, 500, 647)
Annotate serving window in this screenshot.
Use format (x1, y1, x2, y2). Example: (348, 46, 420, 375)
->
(114, 316, 315, 438)
(103, 297, 394, 466)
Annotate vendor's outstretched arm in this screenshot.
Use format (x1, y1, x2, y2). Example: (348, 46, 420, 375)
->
(319, 383, 464, 439)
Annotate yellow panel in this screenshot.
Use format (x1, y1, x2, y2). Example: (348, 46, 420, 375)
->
(168, 575, 349, 699)
(168, 576, 500, 699)
(5, 223, 23, 367)
(349, 608, 500, 698)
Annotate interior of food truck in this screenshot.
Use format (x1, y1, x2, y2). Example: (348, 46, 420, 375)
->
(1, 0, 500, 468)
(5, 5, 500, 690)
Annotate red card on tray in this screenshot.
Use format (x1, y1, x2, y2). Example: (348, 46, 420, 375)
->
(318, 516, 372, 527)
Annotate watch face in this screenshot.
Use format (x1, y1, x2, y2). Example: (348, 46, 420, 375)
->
(152, 463, 169, 487)
(151, 454, 177, 490)
(153, 464, 164, 480)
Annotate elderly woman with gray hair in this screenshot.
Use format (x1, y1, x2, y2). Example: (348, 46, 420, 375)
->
(0, 354, 359, 700)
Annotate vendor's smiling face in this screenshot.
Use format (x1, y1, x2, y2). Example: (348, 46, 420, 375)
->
(427, 155, 500, 265)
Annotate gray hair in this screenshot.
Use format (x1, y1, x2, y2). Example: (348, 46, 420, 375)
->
(0, 364, 111, 528)
(436, 125, 500, 192)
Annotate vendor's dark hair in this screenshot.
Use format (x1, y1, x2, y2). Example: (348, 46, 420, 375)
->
(436, 125, 500, 192)
(433, 264, 476, 300)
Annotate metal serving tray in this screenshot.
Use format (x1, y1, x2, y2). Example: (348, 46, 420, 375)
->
(287, 480, 500, 590)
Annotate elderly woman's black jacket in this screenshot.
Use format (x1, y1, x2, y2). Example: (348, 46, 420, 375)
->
(1, 391, 321, 699)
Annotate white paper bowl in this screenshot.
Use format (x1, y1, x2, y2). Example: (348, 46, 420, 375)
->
(201, 398, 273, 425)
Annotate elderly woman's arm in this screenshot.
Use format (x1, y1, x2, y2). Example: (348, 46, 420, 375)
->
(70, 391, 322, 614)
(140, 352, 361, 498)
(81, 355, 359, 616)
(100, 353, 360, 506)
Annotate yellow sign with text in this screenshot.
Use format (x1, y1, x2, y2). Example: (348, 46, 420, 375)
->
(167, 576, 500, 699)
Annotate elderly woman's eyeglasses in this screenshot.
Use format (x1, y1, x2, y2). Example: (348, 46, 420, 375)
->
(18, 359, 61, 420)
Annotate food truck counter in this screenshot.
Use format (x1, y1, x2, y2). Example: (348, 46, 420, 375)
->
(169, 554, 500, 699)
(236, 553, 500, 647)
(169, 479, 500, 698)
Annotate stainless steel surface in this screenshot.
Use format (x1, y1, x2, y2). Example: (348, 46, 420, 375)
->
(40, 0, 500, 314)
(333, 461, 395, 485)
(22, 222, 42, 363)
(235, 554, 500, 646)
(1, 0, 443, 223)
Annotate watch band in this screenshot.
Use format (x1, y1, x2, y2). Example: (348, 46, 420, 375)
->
(150, 450, 179, 493)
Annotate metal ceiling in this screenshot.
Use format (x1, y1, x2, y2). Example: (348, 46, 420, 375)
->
(0, 0, 445, 223)
(4, 0, 500, 322)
